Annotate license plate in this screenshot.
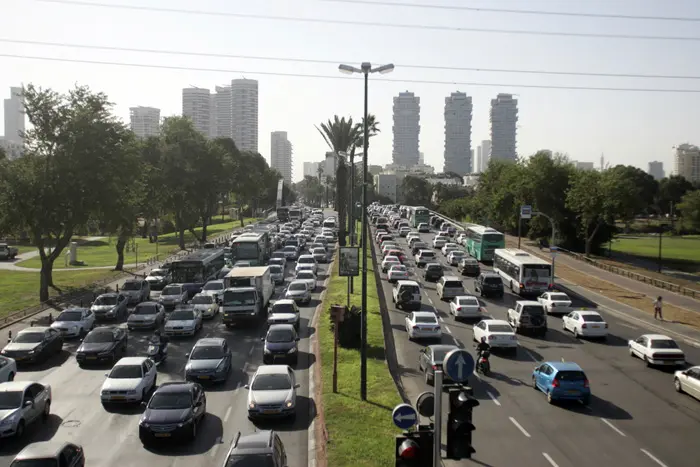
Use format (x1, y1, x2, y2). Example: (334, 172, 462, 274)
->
(111, 396, 126, 400)
(198, 375, 210, 379)
(86, 356, 97, 360)
(154, 433, 171, 438)
(14, 357, 25, 361)
(262, 409, 280, 414)
(567, 390, 579, 395)
(591, 325, 600, 328)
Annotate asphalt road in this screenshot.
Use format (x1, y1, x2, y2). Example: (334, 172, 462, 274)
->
(374, 225, 700, 467)
(0, 231, 329, 467)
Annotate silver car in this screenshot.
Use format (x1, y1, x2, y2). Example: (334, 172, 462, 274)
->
(90, 293, 129, 321)
(189, 293, 220, 319)
(310, 247, 327, 264)
(50, 308, 96, 338)
(201, 280, 225, 304)
(295, 270, 317, 292)
(269, 265, 285, 285)
(120, 279, 150, 305)
(164, 306, 202, 337)
(144, 268, 170, 291)
(0, 356, 17, 382)
(158, 284, 189, 310)
(127, 301, 165, 330)
(284, 280, 311, 305)
(184, 338, 232, 383)
(0, 381, 52, 438)
(245, 365, 299, 420)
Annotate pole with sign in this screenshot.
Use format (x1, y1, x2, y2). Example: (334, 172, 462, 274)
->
(519, 205, 532, 249)
(330, 305, 346, 393)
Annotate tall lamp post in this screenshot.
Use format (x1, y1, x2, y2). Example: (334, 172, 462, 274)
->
(339, 62, 394, 401)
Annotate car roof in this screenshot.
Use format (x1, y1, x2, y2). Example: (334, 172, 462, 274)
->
(273, 299, 296, 305)
(577, 310, 601, 316)
(123, 278, 140, 283)
(412, 311, 438, 319)
(62, 307, 89, 312)
(442, 275, 461, 281)
(231, 430, 275, 454)
(428, 344, 459, 352)
(19, 326, 50, 333)
(396, 280, 419, 286)
(255, 364, 291, 375)
(518, 300, 541, 306)
(195, 337, 226, 347)
(547, 361, 584, 372)
(268, 324, 295, 332)
(205, 279, 224, 284)
(457, 295, 478, 300)
(155, 381, 195, 393)
(643, 334, 674, 341)
(96, 292, 120, 298)
(298, 254, 314, 258)
(0, 380, 35, 391)
(114, 357, 150, 366)
(14, 441, 76, 460)
(483, 319, 510, 326)
(136, 301, 160, 306)
(480, 272, 500, 277)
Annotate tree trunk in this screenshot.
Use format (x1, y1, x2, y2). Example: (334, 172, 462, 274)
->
(114, 235, 127, 271)
(39, 256, 56, 302)
(201, 216, 208, 242)
(584, 220, 603, 256)
(239, 201, 244, 227)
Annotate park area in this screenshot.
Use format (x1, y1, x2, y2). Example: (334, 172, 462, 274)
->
(611, 235, 700, 266)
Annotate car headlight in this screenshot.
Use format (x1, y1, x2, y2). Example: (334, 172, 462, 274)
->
(216, 361, 226, 371)
(288, 347, 297, 354)
(140, 420, 149, 427)
(28, 350, 36, 355)
(0, 414, 17, 425)
(264, 348, 271, 354)
(98, 350, 112, 356)
(285, 400, 294, 408)
(177, 417, 193, 427)
(249, 402, 257, 409)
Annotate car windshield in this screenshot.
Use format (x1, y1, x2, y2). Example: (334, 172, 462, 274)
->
(121, 282, 140, 291)
(203, 282, 223, 291)
(148, 392, 192, 410)
(283, 246, 296, 252)
(269, 266, 282, 274)
(133, 304, 158, 315)
(299, 257, 314, 264)
(289, 282, 307, 292)
(95, 295, 118, 306)
(84, 331, 115, 343)
(252, 373, 292, 390)
(458, 298, 478, 305)
(191, 295, 214, 305)
(488, 324, 513, 333)
(432, 347, 455, 362)
(555, 370, 586, 381)
(415, 316, 437, 324)
(391, 266, 407, 272)
(650, 339, 679, 349)
(267, 329, 295, 343)
(109, 365, 142, 379)
(13, 332, 44, 344)
(581, 314, 604, 322)
(271, 303, 296, 314)
(191, 345, 225, 359)
(225, 454, 275, 467)
(150, 269, 167, 277)
(297, 272, 314, 280)
(170, 310, 195, 321)
(162, 286, 181, 296)
(9, 459, 59, 467)
(55, 311, 83, 322)
(550, 293, 569, 301)
(223, 290, 256, 305)
(385, 257, 399, 263)
(0, 391, 22, 409)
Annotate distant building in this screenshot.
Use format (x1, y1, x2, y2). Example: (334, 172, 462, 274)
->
(129, 106, 160, 138)
(0, 138, 23, 160)
(231, 79, 259, 152)
(443, 91, 473, 175)
(374, 173, 397, 202)
(270, 131, 293, 184)
(574, 161, 595, 171)
(479, 140, 492, 170)
(182, 87, 212, 137)
(489, 94, 518, 161)
(303, 162, 320, 178)
(369, 165, 383, 176)
(648, 161, 665, 180)
(3, 87, 24, 145)
(212, 86, 232, 139)
(392, 91, 421, 166)
(324, 152, 336, 183)
(673, 144, 700, 183)
(475, 147, 482, 173)
(418, 152, 425, 164)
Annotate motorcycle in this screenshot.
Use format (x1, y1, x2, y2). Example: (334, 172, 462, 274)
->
(147, 339, 168, 366)
(476, 350, 491, 375)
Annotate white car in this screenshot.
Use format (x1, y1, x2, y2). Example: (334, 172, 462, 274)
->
(381, 244, 399, 257)
(388, 265, 409, 282)
(100, 356, 157, 404)
(447, 250, 466, 266)
(455, 233, 467, 245)
(245, 365, 299, 420)
(189, 293, 220, 319)
(562, 310, 608, 339)
(295, 255, 318, 274)
(405, 311, 441, 340)
(282, 245, 299, 260)
(537, 292, 573, 315)
(268, 299, 301, 330)
(418, 223, 430, 233)
(0, 355, 17, 382)
(406, 233, 420, 244)
(295, 270, 317, 292)
(50, 308, 96, 338)
(449, 296, 482, 319)
(629, 334, 686, 367)
(201, 280, 225, 303)
(473, 319, 518, 350)
(285, 280, 312, 305)
(164, 306, 203, 337)
(398, 226, 411, 237)
(674, 366, 700, 400)
(382, 255, 401, 273)
(432, 236, 447, 248)
(441, 243, 460, 256)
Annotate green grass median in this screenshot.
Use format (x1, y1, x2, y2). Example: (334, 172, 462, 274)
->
(611, 235, 700, 263)
(318, 244, 402, 467)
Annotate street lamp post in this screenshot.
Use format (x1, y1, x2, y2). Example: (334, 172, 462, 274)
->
(339, 62, 394, 401)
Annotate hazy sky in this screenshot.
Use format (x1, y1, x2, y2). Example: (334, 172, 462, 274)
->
(2, 0, 700, 181)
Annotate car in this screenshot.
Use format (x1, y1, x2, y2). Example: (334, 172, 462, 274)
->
(101, 356, 157, 404)
(282, 245, 299, 261)
(76, 326, 128, 366)
(388, 264, 409, 282)
(418, 223, 430, 233)
(262, 324, 300, 365)
(674, 365, 700, 400)
(267, 299, 301, 330)
(398, 226, 411, 237)
(310, 247, 328, 264)
(189, 293, 220, 319)
(381, 243, 399, 257)
(474, 272, 504, 297)
(628, 334, 686, 367)
(418, 344, 459, 386)
(411, 242, 430, 256)
(538, 291, 573, 315)
(139, 382, 207, 443)
(284, 280, 311, 305)
(436, 276, 465, 301)
(392, 280, 422, 311)
(507, 301, 548, 337)
(295, 254, 318, 274)
(90, 293, 129, 321)
(295, 269, 317, 292)
(405, 312, 441, 341)
(222, 430, 288, 467)
(10, 441, 85, 466)
(0, 381, 51, 439)
(381, 255, 401, 273)
(472, 319, 518, 351)
(386, 249, 407, 263)
(562, 310, 608, 339)
(127, 301, 166, 331)
(145, 268, 171, 291)
(120, 279, 150, 305)
(415, 250, 436, 267)
(185, 337, 232, 383)
(441, 243, 460, 257)
(270, 252, 287, 266)
(532, 361, 591, 405)
(457, 257, 480, 276)
(0, 356, 17, 382)
(245, 365, 300, 420)
(50, 308, 95, 338)
(432, 236, 447, 249)
(269, 264, 285, 285)
(1, 327, 63, 364)
(447, 250, 466, 266)
(158, 283, 189, 310)
(164, 305, 203, 337)
(268, 257, 287, 270)
(201, 280, 225, 303)
(449, 295, 483, 319)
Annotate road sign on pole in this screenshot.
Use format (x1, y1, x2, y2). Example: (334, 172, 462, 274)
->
(443, 349, 475, 383)
(392, 403, 418, 430)
(520, 205, 532, 219)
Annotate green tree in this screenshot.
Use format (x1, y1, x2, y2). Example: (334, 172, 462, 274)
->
(606, 165, 658, 225)
(677, 189, 700, 230)
(656, 175, 694, 215)
(0, 146, 6, 160)
(401, 176, 432, 206)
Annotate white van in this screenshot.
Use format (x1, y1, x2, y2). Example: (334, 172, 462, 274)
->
(323, 218, 337, 230)
(392, 280, 422, 311)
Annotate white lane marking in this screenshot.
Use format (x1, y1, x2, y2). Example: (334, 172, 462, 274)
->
(486, 390, 501, 406)
(684, 339, 700, 348)
(223, 406, 232, 423)
(427, 297, 434, 305)
(640, 449, 669, 467)
(618, 322, 638, 330)
(248, 346, 254, 356)
(444, 325, 452, 334)
(210, 436, 223, 457)
(523, 349, 539, 362)
(600, 418, 626, 437)
(509, 417, 531, 438)
(542, 452, 559, 467)
(439, 316, 444, 322)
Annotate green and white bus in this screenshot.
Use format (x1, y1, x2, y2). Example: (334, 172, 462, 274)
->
(230, 232, 272, 266)
(465, 225, 505, 262)
(409, 206, 431, 228)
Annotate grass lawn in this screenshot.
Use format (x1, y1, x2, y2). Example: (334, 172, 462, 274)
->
(611, 235, 700, 263)
(319, 242, 403, 467)
(0, 269, 125, 319)
(16, 217, 257, 269)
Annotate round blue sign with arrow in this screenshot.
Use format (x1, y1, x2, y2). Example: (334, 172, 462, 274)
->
(443, 349, 475, 383)
(391, 403, 418, 430)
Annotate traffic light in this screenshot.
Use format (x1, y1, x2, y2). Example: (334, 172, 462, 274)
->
(395, 428, 433, 467)
(446, 387, 480, 459)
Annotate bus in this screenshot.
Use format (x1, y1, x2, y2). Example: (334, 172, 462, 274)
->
(493, 248, 552, 296)
(230, 232, 272, 266)
(276, 207, 290, 222)
(409, 206, 431, 228)
(169, 248, 226, 286)
(289, 207, 302, 222)
(465, 225, 505, 261)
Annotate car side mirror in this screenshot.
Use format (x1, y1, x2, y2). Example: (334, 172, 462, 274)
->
(185, 353, 190, 358)
(104, 373, 110, 377)
(295, 337, 300, 341)
(80, 338, 84, 342)
(244, 384, 250, 389)
(534, 367, 539, 372)
(681, 370, 688, 375)
(260, 337, 265, 342)
(23, 400, 33, 408)
(141, 401, 147, 407)
(294, 383, 301, 388)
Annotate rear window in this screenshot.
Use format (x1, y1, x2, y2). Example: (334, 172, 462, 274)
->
(400, 285, 420, 294)
(581, 314, 604, 322)
(484, 277, 502, 285)
(521, 305, 544, 316)
(549, 293, 569, 301)
(488, 324, 512, 333)
(415, 316, 437, 324)
(555, 370, 586, 381)
(426, 265, 442, 271)
(421, 251, 435, 257)
(444, 281, 463, 288)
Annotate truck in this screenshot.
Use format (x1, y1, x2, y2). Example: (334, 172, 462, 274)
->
(0, 243, 19, 260)
(507, 300, 548, 337)
(221, 266, 275, 327)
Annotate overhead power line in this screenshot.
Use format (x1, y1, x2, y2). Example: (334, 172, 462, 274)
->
(4, 38, 700, 81)
(2, 53, 700, 93)
(320, 0, 700, 23)
(36, 0, 700, 42)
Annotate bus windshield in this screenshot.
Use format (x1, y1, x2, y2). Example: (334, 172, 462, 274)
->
(233, 242, 260, 260)
(171, 265, 203, 283)
(483, 233, 504, 243)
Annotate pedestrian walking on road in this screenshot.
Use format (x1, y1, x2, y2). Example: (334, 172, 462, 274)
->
(653, 296, 663, 320)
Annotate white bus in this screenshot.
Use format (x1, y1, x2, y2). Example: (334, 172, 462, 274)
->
(493, 248, 552, 296)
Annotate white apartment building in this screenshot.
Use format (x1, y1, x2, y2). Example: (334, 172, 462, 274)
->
(212, 86, 233, 139)
(182, 87, 212, 137)
(231, 79, 258, 152)
(303, 162, 320, 178)
(3, 87, 25, 144)
(480, 140, 492, 171)
(475, 147, 482, 173)
(270, 131, 293, 184)
(490, 94, 518, 161)
(673, 144, 700, 183)
(443, 91, 473, 175)
(648, 161, 665, 180)
(324, 152, 336, 181)
(129, 106, 160, 138)
(374, 173, 398, 202)
(574, 161, 595, 171)
(419, 152, 425, 164)
(392, 91, 421, 166)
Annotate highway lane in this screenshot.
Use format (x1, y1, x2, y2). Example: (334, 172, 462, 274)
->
(374, 224, 700, 467)
(0, 242, 329, 467)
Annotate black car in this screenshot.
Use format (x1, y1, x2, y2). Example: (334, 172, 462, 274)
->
(262, 324, 299, 365)
(139, 382, 207, 444)
(76, 326, 128, 366)
(223, 431, 288, 466)
(458, 257, 481, 277)
(423, 263, 444, 282)
(474, 273, 504, 298)
(1, 327, 63, 364)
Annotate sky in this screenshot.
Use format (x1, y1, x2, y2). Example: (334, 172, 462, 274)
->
(2, 0, 700, 182)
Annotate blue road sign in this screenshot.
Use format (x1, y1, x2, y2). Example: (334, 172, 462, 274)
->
(443, 349, 475, 383)
(392, 403, 418, 430)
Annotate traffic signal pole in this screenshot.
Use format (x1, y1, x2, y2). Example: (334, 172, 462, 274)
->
(433, 370, 443, 466)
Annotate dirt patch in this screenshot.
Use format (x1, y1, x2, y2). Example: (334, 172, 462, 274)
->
(592, 256, 700, 293)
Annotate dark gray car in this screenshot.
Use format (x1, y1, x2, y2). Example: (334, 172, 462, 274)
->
(262, 324, 299, 365)
(185, 338, 232, 383)
(221, 430, 288, 467)
(417, 344, 459, 386)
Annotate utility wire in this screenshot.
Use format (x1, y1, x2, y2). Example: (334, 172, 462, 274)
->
(320, 0, 700, 23)
(4, 38, 700, 81)
(2, 53, 700, 93)
(35, 0, 700, 42)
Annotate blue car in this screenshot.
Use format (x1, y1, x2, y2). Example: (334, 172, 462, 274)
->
(532, 361, 591, 405)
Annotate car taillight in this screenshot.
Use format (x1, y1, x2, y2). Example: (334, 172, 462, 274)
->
(583, 379, 590, 388)
(551, 379, 559, 388)
(519, 283, 524, 289)
(412, 326, 419, 330)
(551, 303, 556, 307)
(432, 365, 438, 370)
(456, 307, 462, 311)
(488, 335, 495, 340)
(604, 323, 608, 328)
(581, 323, 587, 329)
